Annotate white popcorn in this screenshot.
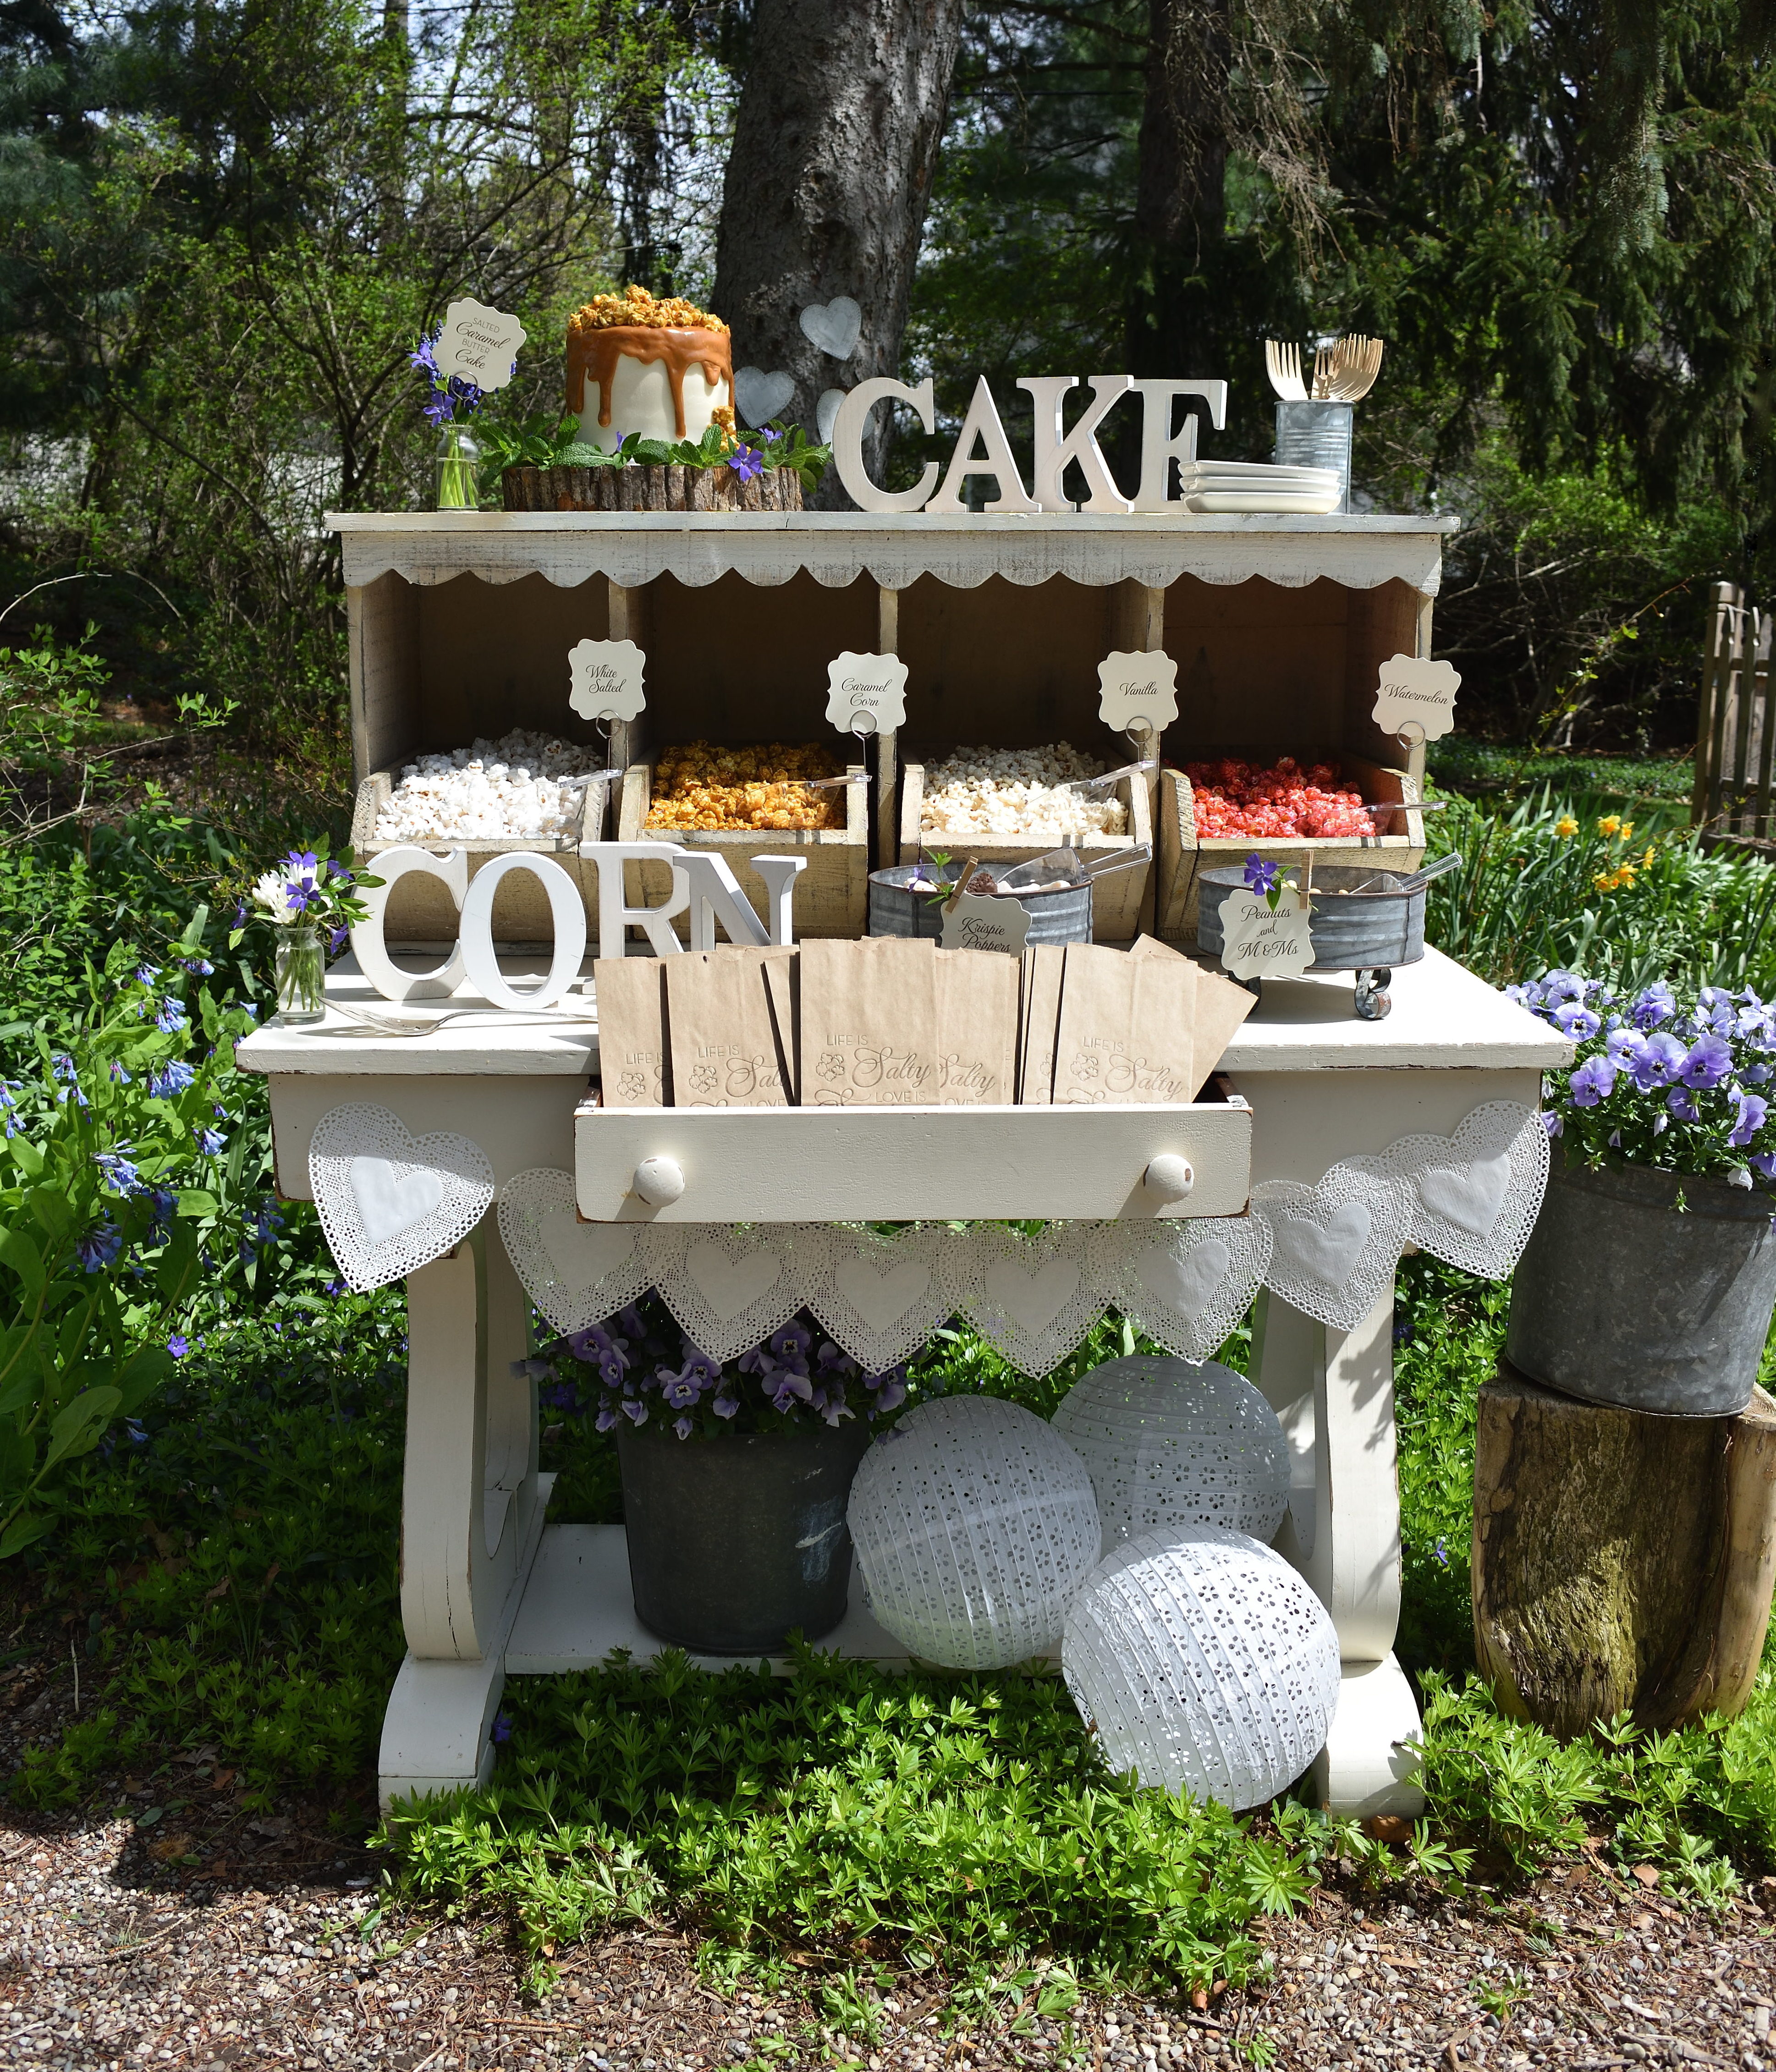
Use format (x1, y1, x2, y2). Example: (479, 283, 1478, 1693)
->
(372, 731, 609, 842)
(921, 741, 1129, 841)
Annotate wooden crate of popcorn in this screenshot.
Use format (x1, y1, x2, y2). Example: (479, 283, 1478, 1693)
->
(349, 761, 611, 943)
(1158, 752, 1425, 939)
(616, 748, 870, 940)
(898, 745, 1155, 942)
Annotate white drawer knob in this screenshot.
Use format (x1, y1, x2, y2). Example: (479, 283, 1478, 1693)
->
(632, 1155, 685, 1206)
(1144, 1153, 1194, 1201)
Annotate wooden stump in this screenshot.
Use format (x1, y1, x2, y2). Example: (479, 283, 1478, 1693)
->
(1473, 1364, 1776, 1737)
(500, 463, 804, 513)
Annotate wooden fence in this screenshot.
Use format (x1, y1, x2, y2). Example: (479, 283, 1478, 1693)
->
(1694, 580, 1775, 846)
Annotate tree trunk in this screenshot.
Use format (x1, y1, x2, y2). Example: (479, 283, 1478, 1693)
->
(1473, 1365, 1776, 1739)
(1125, 0, 1232, 381)
(712, 0, 966, 505)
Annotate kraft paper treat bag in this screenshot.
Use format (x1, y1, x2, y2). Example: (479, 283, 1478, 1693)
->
(933, 946, 1018, 1104)
(665, 949, 791, 1108)
(594, 955, 669, 1107)
(1127, 932, 1185, 962)
(1053, 943, 1197, 1104)
(1190, 963, 1257, 1094)
(800, 938, 942, 1106)
(1017, 944, 1067, 1105)
(759, 951, 800, 1104)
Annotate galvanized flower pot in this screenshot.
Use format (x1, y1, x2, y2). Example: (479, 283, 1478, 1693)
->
(616, 1418, 874, 1653)
(1505, 1152, 1776, 1416)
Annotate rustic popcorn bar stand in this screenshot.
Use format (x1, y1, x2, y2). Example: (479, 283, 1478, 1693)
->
(237, 505, 1567, 1816)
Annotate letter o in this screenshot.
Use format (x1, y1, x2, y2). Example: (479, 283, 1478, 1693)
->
(348, 846, 470, 1002)
(458, 853, 588, 1010)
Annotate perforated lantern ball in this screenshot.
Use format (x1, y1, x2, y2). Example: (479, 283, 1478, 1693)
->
(1051, 1355, 1290, 1553)
(1061, 1525, 1340, 1811)
(847, 1396, 1101, 1670)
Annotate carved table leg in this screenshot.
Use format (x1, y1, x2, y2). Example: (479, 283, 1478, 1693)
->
(1250, 1285, 1425, 1816)
(379, 1222, 550, 1808)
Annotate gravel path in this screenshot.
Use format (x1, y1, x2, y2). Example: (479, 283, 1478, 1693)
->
(0, 1813, 1771, 2071)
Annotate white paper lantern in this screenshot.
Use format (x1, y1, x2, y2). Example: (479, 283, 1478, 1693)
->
(847, 1395, 1101, 1669)
(1051, 1355, 1291, 1554)
(1061, 1526, 1341, 1810)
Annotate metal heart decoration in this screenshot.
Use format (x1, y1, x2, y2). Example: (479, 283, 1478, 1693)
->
(803, 1225, 952, 1374)
(309, 1104, 494, 1293)
(945, 1224, 1113, 1379)
(496, 1169, 673, 1334)
(1379, 1101, 1550, 1279)
(1107, 1215, 1273, 1363)
(799, 297, 862, 359)
(654, 1226, 806, 1362)
(1250, 1160, 1413, 1331)
(734, 366, 796, 428)
(816, 387, 846, 444)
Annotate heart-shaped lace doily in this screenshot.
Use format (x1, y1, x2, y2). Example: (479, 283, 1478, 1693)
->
(653, 1226, 807, 1361)
(1378, 1101, 1550, 1278)
(943, 1224, 1116, 1379)
(801, 1225, 953, 1374)
(1250, 1160, 1413, 1331)
(1103, 1215, 1274, 1362)
(496, 1169, 679, 1334)
(309, 1104, 494, 1293)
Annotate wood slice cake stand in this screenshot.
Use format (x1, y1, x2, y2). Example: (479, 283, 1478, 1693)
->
(502, 463, 804, 513)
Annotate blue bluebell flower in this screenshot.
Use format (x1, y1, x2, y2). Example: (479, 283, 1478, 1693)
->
(51, 1052, 78, 1083)
(77, 1220, 124, 1272)
(95, 1149, 143, 1195)
(148, 1061, 196, 1099)
(193, 1125, 225, 1155)
(154, 998, 187, 1035)
(108, 1060, 132, 1084)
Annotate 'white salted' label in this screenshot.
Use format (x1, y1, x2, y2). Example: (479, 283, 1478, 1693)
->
(568, 638, 646, 723)
(825, 651, 908, 735)
(435, 299, 527, 391)
(1097, 649, 1179, 735)
(1372, 654, 1460, 742)
(1218, 890, 1314, 980)
(941, 893, 1032, 956)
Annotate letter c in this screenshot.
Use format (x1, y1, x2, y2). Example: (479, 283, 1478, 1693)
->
(831, 378, 941, 512)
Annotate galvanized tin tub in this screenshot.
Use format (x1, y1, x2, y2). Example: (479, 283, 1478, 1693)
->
(868, 864, 1094, 944)
(1506, 1154, 1776, 1417)
(1194, 864, 1427, 971)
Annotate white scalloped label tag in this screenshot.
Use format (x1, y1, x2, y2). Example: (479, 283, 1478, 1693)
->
(568, 638, 646, 723)
(1372, 653, 1460, 742)
(1097, 650, 1178, 735)
(825, 651, 907, 735)
(940, 892, 1031, 956)
(435, 299, 526, 391)
(1217, 890, 1313, 980)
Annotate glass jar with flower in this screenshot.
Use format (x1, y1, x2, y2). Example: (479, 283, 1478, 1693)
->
(544, 1293, 910, 1653)
(1506, 972, 1776, 1413)
(236, 847, 380, 1026)
(411, 329, 495, 510)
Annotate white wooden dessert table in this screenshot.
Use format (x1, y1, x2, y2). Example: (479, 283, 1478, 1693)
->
(236, 945, 1568, 1815)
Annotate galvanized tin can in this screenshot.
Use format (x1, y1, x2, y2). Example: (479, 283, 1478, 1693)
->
(868, 864, 1094, 944)
(1273, 400, 1354, 512)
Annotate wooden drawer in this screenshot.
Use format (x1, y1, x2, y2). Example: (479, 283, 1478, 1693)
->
(573, 1088, 1252, 1222)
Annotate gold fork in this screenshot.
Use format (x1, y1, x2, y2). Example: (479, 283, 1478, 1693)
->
(1264, 340, 1308, 401)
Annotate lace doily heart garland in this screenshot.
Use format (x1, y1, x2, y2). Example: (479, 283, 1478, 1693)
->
(309, 1104, 495, 1293)
(1250, 1160, 1413, 1332)
(653, 1226, 808, 1362)
(1379, 1101, 1550, 1279)
(944, 1223, 1116, 1379)
(496, 1169, 676, 1333)
(1104, 1215, 1274, 1363)
(802, 1225, 954, 1374)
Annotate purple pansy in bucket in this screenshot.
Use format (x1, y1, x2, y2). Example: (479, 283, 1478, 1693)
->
(543, 1292, 909, 1440)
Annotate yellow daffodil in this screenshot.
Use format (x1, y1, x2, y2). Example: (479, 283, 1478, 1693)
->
(1556, 815, 1579, 838)
(1598, 814, 1622, 836)
(1642, 845, 1656, 869)
(1620, 822, 1634, 841)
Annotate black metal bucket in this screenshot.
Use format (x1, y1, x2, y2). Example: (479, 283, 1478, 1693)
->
(1506, 1154, 1776, 1417)
(1193, 863, 1428, 971)
(868, 864, 1094, 944)
(617, 1418, 874, 1652)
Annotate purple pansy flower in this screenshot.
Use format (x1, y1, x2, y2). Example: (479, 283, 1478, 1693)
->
(1667, 1087, 1701, 1122)
(1568, 1056, 1617, 1107)
(1730, 1093, 1769, 1148)
(1629, 982, 1676, 1030)
(1679, 1034, 1734, 1090)
(1629, 1031, 1687, 1091)
(1552, 1001, 1602, 1043)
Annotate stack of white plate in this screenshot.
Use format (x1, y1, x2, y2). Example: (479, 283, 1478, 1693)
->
(1178, 462, 1342, 515)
